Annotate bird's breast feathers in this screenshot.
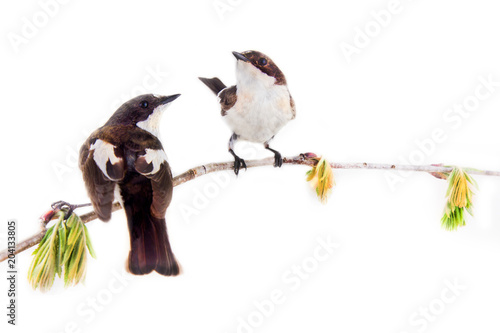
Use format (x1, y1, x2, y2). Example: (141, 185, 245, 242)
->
(224, 84, 294, 143)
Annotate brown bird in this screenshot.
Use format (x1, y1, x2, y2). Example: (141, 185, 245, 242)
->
(199, 50, 296, 175)
(79, 94, 181, 276)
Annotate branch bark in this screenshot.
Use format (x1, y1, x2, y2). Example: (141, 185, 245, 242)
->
(2, 153, 500, 262)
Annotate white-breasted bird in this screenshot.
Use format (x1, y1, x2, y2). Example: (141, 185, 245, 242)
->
(199, 50, 295, 175)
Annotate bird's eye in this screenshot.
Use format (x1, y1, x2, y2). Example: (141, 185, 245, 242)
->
(140, 101, 148, 108)
(258, 58, 267, 66)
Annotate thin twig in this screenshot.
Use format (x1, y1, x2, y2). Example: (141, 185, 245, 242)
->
(2, 154, 500, 263)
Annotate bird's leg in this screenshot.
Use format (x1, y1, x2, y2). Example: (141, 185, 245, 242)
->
(228, 133, 246, 175)
(51, 201, 92, 219)
(264, 141, 283, 168)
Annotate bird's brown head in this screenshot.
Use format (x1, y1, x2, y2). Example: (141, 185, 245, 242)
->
(106, 94, 181, 127)
(233, 50, 287, 85)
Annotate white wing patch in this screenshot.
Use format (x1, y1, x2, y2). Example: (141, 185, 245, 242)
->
(139, 148, 168, 175)
(90, 139, 122, 180)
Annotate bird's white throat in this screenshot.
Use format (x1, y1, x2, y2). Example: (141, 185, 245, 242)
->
(136, 104, 169, 138)
(236, 61, 276, 90)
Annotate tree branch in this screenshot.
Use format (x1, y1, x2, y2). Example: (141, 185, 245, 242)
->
(2, 153, 500, 263)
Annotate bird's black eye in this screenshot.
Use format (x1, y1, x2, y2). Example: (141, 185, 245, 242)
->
(140, 101, 148, 108)
(258, 58, 267, 66)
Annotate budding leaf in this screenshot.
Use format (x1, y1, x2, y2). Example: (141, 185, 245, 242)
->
(441, 167, 477, 231)
(305, 156, 335, 204)
(28, 210, 96, 292)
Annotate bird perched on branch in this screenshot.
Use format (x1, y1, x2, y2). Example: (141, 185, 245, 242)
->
(79, 94, 181, 276)
(199, 50, 296, 175)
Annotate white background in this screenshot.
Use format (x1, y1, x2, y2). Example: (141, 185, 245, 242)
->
(1, 0, 500, 332)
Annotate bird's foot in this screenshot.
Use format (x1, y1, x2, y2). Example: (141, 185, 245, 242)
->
(233, 156, 247, 175)
(265, 146, 283, 168)
(273, 151, 283, 168)
(229, 149, 247, 175)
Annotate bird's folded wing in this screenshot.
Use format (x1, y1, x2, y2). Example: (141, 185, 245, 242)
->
(218, 85, 237, 116)
(79, 139, 125, 221)
(134, 148, 173, 219)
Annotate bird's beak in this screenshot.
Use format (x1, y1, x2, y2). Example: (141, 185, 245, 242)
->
(159, 94, 181, 105)
(232, 51, 250, 62)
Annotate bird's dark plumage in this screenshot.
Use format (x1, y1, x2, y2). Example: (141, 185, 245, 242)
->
(79, 94, 180, 276)
(198, 77, 227, 95)
(199, 77, 238, 116)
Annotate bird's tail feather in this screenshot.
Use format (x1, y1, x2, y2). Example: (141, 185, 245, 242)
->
(198, 77, 227, 95)
(125, 204, 180, 276)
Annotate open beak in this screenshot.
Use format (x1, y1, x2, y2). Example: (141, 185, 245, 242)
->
(232, 51, 250, 62)
(159, 94, 181, 105)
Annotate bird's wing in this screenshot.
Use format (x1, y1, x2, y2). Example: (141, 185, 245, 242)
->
(218, 85, 237, 116)
(134, 147, 173, 219)
(199, 77, 227, 95)
(79, 137, 125, 221)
